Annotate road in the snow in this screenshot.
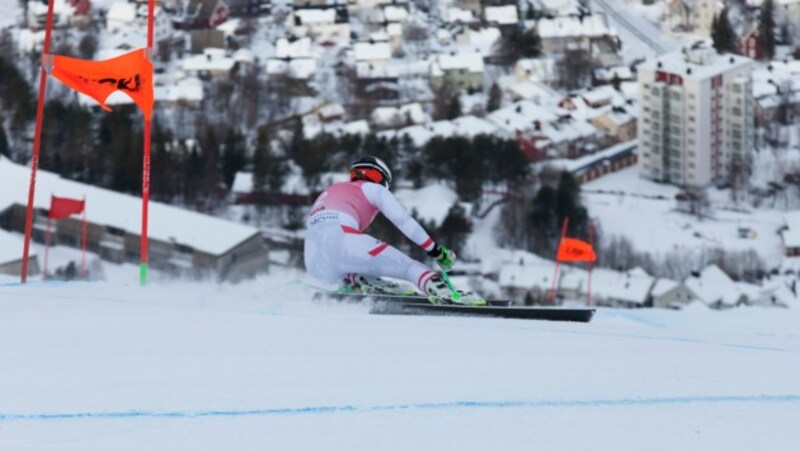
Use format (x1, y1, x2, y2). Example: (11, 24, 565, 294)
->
(591, 0, 683, 61)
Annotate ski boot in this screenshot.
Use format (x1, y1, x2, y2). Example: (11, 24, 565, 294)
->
(336, 274, 417, 296)
(424, 276, 488, 306)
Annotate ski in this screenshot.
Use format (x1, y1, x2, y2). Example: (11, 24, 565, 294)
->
(315, 292, 596, 323)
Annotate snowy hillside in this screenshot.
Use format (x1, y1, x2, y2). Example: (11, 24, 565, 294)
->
(0, 274, 798, 451)
(583, 166, 787, 267)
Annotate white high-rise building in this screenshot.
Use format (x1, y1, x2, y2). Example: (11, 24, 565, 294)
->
(637, 47, 754, 187)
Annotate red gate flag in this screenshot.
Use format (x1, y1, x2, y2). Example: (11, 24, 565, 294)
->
(50, 49, 154, 119)
(556, 237, 597, 262)
(49, 196, 85, 219)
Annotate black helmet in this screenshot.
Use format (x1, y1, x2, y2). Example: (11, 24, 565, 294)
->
(349, 156, 392, 188)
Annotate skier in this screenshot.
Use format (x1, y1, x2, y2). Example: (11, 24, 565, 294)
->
(304, 156, 486, 305)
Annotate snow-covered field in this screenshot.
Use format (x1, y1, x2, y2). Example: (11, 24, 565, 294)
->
(583, 166, 788, 268)
(1, 270, 798, 451)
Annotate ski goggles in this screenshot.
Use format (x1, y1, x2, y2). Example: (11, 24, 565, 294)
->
(350, 168, 389, 188)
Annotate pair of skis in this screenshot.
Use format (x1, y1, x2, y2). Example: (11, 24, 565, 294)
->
(315, 292, 596, 323)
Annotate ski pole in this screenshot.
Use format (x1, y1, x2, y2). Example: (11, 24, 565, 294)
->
(440, 269, 461, 302)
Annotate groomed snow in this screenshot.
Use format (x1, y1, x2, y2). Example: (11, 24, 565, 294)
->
(0, 271, 798, 451)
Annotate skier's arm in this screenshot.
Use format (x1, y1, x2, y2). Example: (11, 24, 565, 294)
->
(361, 182, 435, 252)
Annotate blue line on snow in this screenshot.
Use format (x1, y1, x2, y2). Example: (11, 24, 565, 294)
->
(1, 395, 799, 422)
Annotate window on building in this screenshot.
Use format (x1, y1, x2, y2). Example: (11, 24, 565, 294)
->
(732, 106, 742, 116)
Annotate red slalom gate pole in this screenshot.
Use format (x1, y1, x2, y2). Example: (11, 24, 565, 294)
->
(139, 0, 155, 286)
(140, 120, 151, 285)
(43, 218, 52, 281)
(20, 1, 57, 283)
(81, 197, 87, 278)
(587, 221, 595, 307)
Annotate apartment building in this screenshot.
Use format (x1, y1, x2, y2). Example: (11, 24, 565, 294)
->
(638, 46, 754, 187)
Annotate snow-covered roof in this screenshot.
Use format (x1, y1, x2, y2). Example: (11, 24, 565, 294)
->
(499, 263, 556, 289)
(371, 103, 428, 127)
(581, 85, 619, 106)
(640, 49, 753, 81)
(275, 37, 315, 59)
(382, 5, 409, 22)
(154, 77, 204, 104)
(451, 115, 502, 137)
(536, 14, 615, 39)
(266, 58, 317, 79)
(387, 23, 403, 37)
(294, 8, 336, 25)
(651, 278, 680, 298)
(354, 41, 392, 62)
(484, 5, 518, 25)
(181, 50, 236, 73)
(532, 0, 583, 15)
(318, 103, 346, 120)
(356, 60, 430, 79)
(457, 27, 501, 57)
(434, 52, 484, 73)
(594, 66, 634, 82)
(590, 268, 655, 305)
(506, 80, 559, 102)
(106, 2, 136, 23)
(341, 120, 371, 135)
(233, 48, 256, 64)
(443, 7, 477, 24)
(0, 157, 258, 256)
(685, 265, 743, 306)
(596, 106, 636, 127)
(515, 58, 558, 82)
(487, 100, 560, 134)
(0, 229, 35, 265)
(538, 139, 636, 173)
(216, 17, 241, 37)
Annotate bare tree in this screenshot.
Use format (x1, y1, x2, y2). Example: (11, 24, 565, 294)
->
(676, 187, 711, 220)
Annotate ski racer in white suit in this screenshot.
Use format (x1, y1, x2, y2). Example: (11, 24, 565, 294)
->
(304, 156, 486, 305)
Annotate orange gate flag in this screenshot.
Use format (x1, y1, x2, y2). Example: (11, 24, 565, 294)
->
(50, 49, 154, 119)
(49, 196, 85, 219)
(556, 237, 597, 263)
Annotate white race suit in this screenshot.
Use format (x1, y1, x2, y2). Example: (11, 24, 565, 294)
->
(304, 180, 438, 291)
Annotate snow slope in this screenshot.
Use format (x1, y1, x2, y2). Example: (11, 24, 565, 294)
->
(583, 166, 787, 267)
(0, 272, 798, 451)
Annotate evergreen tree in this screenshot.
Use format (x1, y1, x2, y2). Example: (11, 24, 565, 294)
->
(529, 185, 558, 254)
(555, 171, 589, 238)
(487, 83, 502, 112)
(525, 171, 589, 256)
(446, 93, 462, 120)
(99, 108, 141, 194)
(150, 120, 180, 202)
(438, 202, 472, 253)
(0, 123, 9, 158)
(526, 4, 536, 20)
(198, 125, 222, 206)
(494, 28, 541, 65)
(759, 0, 776, 60)
(222, 128, 247, 189)
(711, 8, 738, 54)
(253, 129, 270, 194)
